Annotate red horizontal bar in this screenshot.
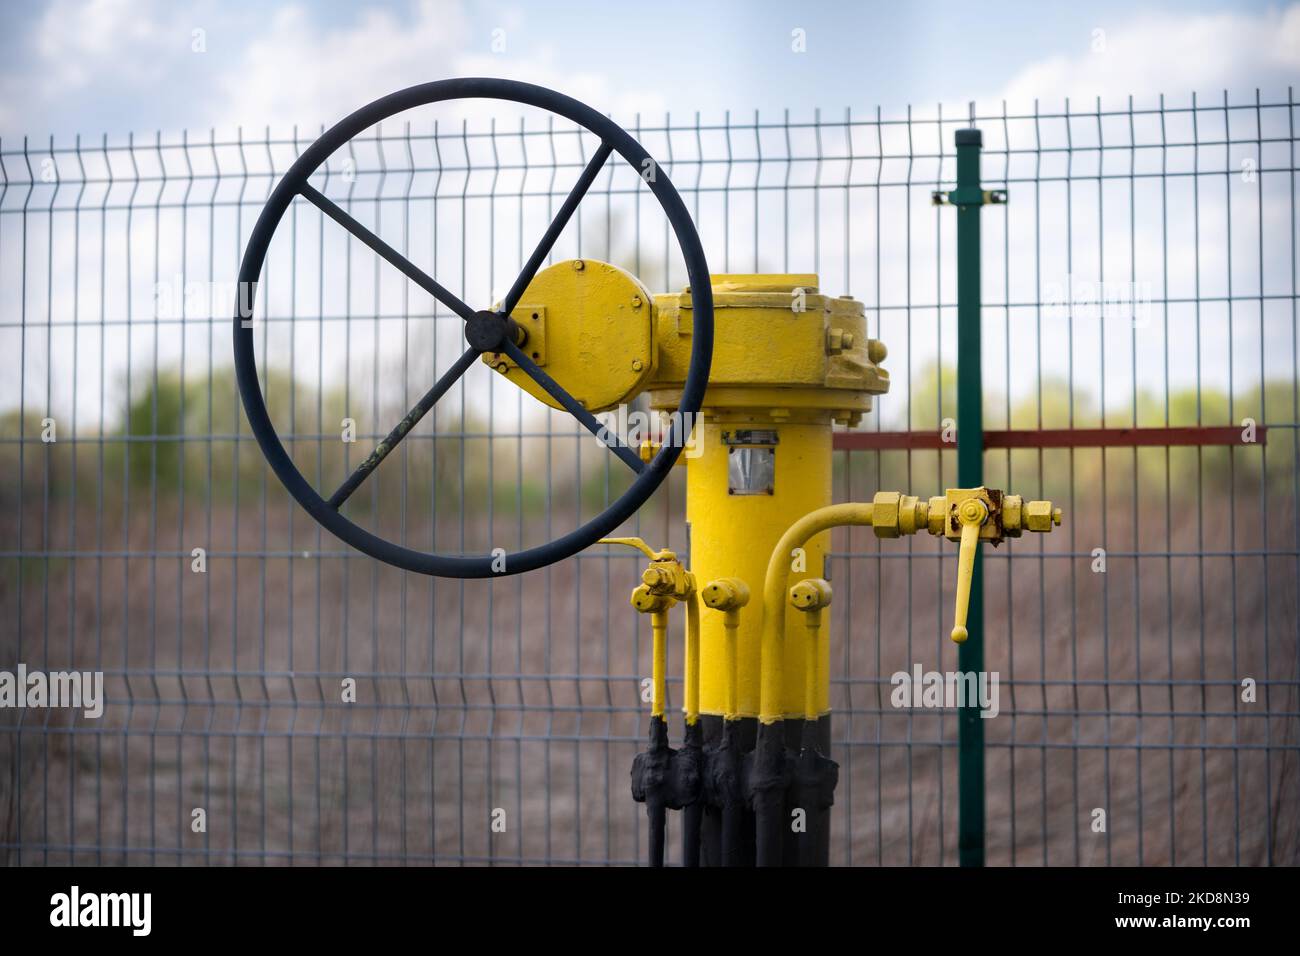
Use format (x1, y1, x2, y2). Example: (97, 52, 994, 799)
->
(833, 426, 1266, 451)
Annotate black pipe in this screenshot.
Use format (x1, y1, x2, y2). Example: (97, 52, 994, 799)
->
(631, 715, 673, 867)
(648, 801, 667, 867)
(679, 721, 704, 867)
(793, 719, 838, 867)
(718, 720, 746, 866)
(751, 720, 790, 867)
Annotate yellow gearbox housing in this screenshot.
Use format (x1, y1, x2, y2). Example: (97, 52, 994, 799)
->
(647, 274, 888, 425)
(484, 258, 656, 413)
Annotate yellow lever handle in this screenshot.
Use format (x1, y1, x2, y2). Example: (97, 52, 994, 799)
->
(599, 536, 673, 561)
(950, 498, 987, 644)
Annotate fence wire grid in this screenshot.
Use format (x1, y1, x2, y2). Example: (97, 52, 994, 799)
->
(1, 89, 1298, 866)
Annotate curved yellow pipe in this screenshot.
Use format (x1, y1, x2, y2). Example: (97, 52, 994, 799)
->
(758, 503, 875, 723)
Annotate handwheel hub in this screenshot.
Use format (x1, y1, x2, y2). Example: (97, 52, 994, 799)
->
(465, 309, 518, 352)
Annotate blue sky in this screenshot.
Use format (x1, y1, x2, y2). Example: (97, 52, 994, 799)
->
(2, 0, 1297, 139)
(1, 0, 1296, 428)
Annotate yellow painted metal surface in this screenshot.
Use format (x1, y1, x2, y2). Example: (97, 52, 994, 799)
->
(789, 578, 832, 720)
(701, 578, 750, 720)
(501, 265, 1066, 731)
(686, 416, 833, 719)
(657, 276, 879, 724)
(644, 274, 891, 722)
(484, 259, 655, 413)
(648, 275, 888, 424)
(602, 536, 700, 723)
(948, 498, 988, 644)
(916, 487, 1062, 643)
(757, 502, 875, 722)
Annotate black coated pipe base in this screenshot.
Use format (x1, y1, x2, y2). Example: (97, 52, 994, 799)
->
(697, 714, 836, 867)
(678, 721, 704, 867)
(630, 715, 705, 866)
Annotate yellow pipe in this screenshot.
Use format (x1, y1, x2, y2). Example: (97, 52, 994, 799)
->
(802, 612, 819, 722)
(701, 577, 750, 721)
(759, 503, 874, 723)
(684, 591, 701, 725)
(789, 578, 832, 721)
(651, 607, 668, 719)
(725, 611, 740, 720)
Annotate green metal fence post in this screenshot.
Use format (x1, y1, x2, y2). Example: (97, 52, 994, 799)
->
(944, 126, 1001, 867)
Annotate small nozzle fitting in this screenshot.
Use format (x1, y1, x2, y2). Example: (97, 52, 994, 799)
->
(789, 578, 833, 612)
(631, 584, 673, 614)
(702, 577, 750, 612)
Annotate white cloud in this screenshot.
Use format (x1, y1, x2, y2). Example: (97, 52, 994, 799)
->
(213, 1, 474, 133)
(993, 5, 1300, 109)
(1, 0, 663, 138)
(215, 1, 666, 136)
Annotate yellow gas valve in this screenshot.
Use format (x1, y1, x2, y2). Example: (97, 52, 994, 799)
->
(602, 536, 701, 723)
(601, 536, 696, 602)
(871, 487, 1061, 643)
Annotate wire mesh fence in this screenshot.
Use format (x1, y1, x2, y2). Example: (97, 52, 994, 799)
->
(1, 89, 1297, 865)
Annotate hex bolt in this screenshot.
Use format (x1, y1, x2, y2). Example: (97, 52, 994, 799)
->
(572, 259, 585, 271)
(642, 566, 673, 590)
(1025, 500, 1060, 532)
(631, 359, 644, 372)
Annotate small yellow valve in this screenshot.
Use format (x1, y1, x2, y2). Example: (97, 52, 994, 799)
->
(603, 537, 701, 724)
(922, 488, 1062, 644)
(600, 536, 695, 601)
(872, 487, 1061, 644)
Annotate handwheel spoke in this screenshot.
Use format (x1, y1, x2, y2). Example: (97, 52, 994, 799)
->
(299, 183, 476, 322)
(500, 141, 614, 316)
(500, 338, 646, 475)
(327, 345, 481, 509)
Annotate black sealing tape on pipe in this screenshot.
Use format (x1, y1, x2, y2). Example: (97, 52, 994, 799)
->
(696, 715, 835, 866)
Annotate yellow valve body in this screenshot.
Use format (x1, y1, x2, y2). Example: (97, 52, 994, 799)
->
(494, 263, 1062, 735)
(647, 275, 889, 720)
(684, 417, 831, 718)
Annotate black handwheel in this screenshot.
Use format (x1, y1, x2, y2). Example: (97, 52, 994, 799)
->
(234, 78, 714, 577)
